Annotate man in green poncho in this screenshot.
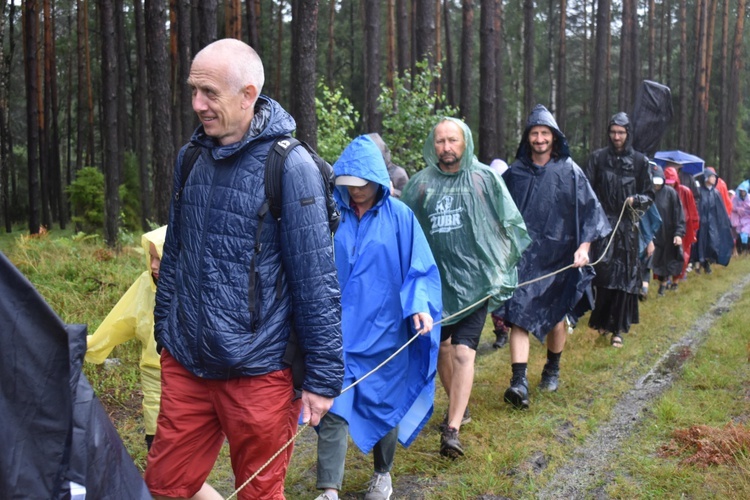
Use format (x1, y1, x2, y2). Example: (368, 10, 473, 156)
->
(402, 118, 530, 458)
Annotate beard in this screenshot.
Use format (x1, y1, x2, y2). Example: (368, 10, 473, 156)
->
(439, 152, 461, 166)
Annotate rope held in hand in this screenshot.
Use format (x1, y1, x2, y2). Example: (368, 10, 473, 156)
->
(226, 199, 635, 499)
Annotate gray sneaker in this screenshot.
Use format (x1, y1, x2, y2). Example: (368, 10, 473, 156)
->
(364, 472, 392, 500)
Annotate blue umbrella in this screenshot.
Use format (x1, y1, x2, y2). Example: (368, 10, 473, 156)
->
(653, 150, 705, 175)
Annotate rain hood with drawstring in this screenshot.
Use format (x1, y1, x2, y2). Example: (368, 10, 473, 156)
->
(502, 105, 610, 341)
(329, 135, 442, 453)
(85, 226, 167, 435)
(401, 118, 530, 324)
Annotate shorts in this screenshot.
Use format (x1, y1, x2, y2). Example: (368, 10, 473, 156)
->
(440, 302, 488, 350)
(144, 350, 301, 500)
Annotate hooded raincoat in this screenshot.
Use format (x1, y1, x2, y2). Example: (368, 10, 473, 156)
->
(329, 135, 442, 453)
(650, 167, 686, 278)
(697, 179, 734, 266)
(85, 226, 167, 435)
(401, 118, 530, 324)
(730, 181, 750, 241)
(584, 112, 654, 335)
(664, 166, 699, 276)
(502, 105, 610, 341)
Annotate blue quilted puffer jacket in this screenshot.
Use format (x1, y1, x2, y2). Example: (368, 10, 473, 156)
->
(154, 96, 344, 398)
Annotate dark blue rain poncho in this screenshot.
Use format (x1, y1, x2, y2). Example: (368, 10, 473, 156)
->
(329, 135, 443, 453)
(502, 105, 610, 341)
(697, 182, 734, 266)
(401, 118, 530, 324)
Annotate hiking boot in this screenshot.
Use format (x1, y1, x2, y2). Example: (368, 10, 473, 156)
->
(364, 472, 392, 500)
(704, 261, 712, 274)
(539, 366, 560, 392)
(492, 329, 508, 349)
(438, 407, 471, 431)
(439, 426, 465, 459)
(503, 374, 529, 409)
(657, 283, 666, 296)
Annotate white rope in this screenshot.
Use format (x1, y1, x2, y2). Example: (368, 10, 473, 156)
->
(226, 199, 636, 499)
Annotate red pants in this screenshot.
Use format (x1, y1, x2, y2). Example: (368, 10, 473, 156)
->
(145, 351, 301, 499)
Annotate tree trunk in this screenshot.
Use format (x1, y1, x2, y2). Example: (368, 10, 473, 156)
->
(478, 0, 496, 163)
(100, 0, 121, 247)
(718, 0, 730, 185)
(522, 0, 534, 116)
(45, 0, 66, 228)
(396, 0, 410, 77)
(459, 0, 474, 122)
(24, 0, 41, 234)
(494, 0, 505, 158)
(677, 0, 687, 148)
(618, 0, 638, 114)
(591, 0, 610, 150)
(178, 0, 193, 142)
(327, 0, 336, 87)
(225, 0, 242, 39)
(197, 0, 217, 51)
(246, 0, 260, 51)
(146, 0, 175, 223)
(691, 0, 708, 156)
(363, 0, 381, 133)
(274, 0, 283, 98)
(415, 0, 436, 68)
(443, 0, 455, 108)
(291, 0, 319, 148)
(386, 0, 396, 91)
(647, 0, 655, 80)
(0, 1, 13, 232)
(134, 0, 151, 229)
(726, 0, 747, 185)
(84, 0, 95, 166)
(556, 0, 566, 133)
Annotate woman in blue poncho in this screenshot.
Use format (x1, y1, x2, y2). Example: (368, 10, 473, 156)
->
(314, 135, 442, 500)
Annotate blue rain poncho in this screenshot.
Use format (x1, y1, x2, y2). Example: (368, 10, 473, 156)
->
(329, 135, 443, 453)
(85, 226, 166, 435)
(697, 183, 734, 266)
(502, 105, 611, 341)
(401, 118, 530, 324)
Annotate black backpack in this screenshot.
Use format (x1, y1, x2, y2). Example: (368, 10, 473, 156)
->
(176, 137, 341, 234)
(175, 137, 340, 396)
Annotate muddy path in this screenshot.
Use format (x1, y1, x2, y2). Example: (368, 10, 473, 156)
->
(534, 273, 750, 499)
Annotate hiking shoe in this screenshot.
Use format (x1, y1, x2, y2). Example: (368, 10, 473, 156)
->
(657, 283, 666, 296)
(314, 493, 337, 500)
(364, 472, 392, 500)
(638, 285, 648, 302)
(492, 329, 508, 349)
(439, 426, 465, 459)
(438, 407, 471, 431)
(539, 366, 560, 392)
(504, 374, 529, 409)
(704, 261, 712, 274)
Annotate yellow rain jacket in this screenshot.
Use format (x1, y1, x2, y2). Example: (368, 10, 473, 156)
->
(85, 226, 167, 435)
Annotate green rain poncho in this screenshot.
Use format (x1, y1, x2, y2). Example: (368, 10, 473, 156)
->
(401, 118, 530, 325)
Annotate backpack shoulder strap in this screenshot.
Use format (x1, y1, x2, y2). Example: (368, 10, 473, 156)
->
(175, 143, 202, 202)
(264, 137, 302, 220)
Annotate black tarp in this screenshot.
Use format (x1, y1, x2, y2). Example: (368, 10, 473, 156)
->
(631, 80, 674, 158)
(0, 251, 150, 499)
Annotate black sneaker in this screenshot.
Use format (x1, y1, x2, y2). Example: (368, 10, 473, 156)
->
(439, 426, 464, 459)
(503, 374, 529, 409)
(438, 407, 471, 431)
(539, 366, 559, 392)
(492, 329, 508, 349)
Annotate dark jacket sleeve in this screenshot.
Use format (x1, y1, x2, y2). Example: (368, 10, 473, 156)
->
(673, 189, 686, 238)
(153, 147, 187, 348)
(279, 147, 344, 398)
(632, 153, 655, 210)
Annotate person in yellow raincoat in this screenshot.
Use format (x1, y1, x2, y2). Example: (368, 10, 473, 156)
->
(85, 225, 166, 449)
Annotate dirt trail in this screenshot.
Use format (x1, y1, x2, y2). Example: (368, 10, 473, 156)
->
(535, 273, 750, 499)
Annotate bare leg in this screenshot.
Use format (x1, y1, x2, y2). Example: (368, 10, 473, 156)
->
(446, 344, 476, 431)
(546, 321, 567, 353)
(153, 483, 223, 500)
(437, 339, 453, 399)
(509, 326, 530, 364)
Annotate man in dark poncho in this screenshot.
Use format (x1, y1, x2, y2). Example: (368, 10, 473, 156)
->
(501, 105, 610, 409)
(650, 165, 686, 295)
(695, 167, 734, 272)
(584, 112, 655, 348)
(664, 166, 699, 280)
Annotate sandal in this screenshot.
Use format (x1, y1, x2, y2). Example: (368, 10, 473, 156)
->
(611, 335, 623, 348)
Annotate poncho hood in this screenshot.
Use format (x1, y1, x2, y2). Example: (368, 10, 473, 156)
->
(737, 180, 750, 195)
(608, 111, 634, 154)
(664, 166, 680, 185)
(422, 117, 477, 174)
(333, 135, 392, 206)
(515, 104, 570, 162)
(141, 225, 167, 268)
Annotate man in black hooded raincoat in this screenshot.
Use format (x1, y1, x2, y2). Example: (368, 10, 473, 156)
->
(584, 112, 655, 348)
(650, 164, 686, 294)
(500, 105, 610, 409)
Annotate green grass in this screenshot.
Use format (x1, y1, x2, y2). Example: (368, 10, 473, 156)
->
(3, 228, 750, 498)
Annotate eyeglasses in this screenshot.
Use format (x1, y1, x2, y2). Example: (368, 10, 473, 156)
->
(609, 130, 627, 136)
